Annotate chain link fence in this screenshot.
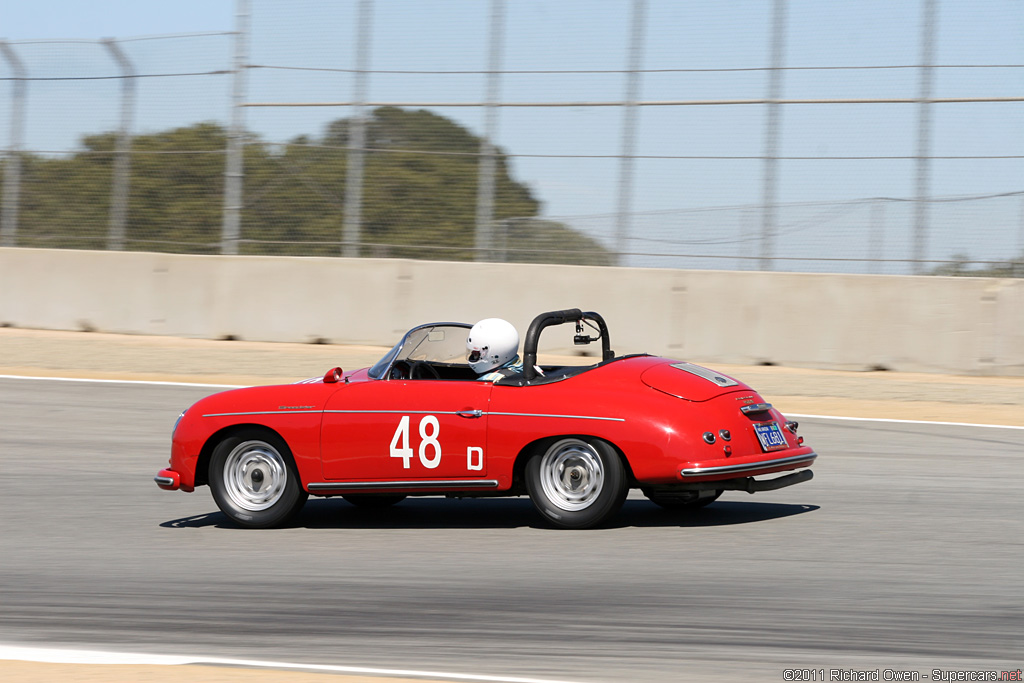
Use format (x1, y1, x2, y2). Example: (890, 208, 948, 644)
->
(2, 0, 1022, 275)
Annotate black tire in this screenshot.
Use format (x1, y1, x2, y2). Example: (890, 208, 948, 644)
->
(525, 437, 627, 529)
(342, 494, 407, 508)
(643, 488, 722, 510)
(209, 430, 308, 528)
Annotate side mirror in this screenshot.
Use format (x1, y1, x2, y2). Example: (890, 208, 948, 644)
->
(323, 367, 343, 383)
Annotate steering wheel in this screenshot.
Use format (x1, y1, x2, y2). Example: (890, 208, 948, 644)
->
(409, 361, 441, 380)
(389, 360, 411, 379)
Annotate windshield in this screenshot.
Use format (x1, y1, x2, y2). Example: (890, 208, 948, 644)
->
(368, 323, 471, 379)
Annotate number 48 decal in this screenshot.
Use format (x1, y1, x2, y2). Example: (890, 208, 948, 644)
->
(389, 415, 484, 471)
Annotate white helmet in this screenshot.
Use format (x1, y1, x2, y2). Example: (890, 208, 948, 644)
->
(466, 318, 519, 374)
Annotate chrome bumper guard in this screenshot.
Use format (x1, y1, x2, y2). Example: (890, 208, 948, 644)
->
(681, 452, 817, 478)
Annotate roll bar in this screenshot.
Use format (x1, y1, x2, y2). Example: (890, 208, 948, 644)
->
(522, 309, 614, 381)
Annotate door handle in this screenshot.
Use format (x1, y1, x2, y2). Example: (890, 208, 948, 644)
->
(456, 409, 483, 418)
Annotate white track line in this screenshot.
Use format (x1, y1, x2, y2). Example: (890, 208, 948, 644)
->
(0, 373, 1020, 431)
(0, 644, 586, 683)
(0, 374, 243, 388)
(786, 412, 1024, 431)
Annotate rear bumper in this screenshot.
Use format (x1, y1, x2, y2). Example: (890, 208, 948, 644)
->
(155, 468, 192, 492)
(681, 451, 817, 478)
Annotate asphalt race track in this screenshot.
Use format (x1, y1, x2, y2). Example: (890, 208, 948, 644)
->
(1, 377, 1021, 682)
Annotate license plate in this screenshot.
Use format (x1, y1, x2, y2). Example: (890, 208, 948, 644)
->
(753, 421, 788, 452)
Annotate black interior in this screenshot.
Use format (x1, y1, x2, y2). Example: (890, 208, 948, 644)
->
(390, 359, 590, 384)
(390, 360, 478, 381)
(391, 355, 650, 385)
(494, 364, 592, 386)
(495, 354, 650, 386)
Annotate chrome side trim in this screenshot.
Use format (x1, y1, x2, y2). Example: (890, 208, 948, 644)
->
(154, 476, 175, 486)
(488, 412, 624, 422)
(203, 410, 323, 417)
(681, 452, 817, 477)
(204, 409, 622, 422)
(740, 403, 774, 415)
(323, 410, 464, 415)
(308, 479, 500, 492)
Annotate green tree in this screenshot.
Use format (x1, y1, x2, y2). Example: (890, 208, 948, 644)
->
(257, 106, 541, 259)
(11, 108, 612, 265)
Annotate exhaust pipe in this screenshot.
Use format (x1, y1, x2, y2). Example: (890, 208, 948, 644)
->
(741, 468, 813, 492)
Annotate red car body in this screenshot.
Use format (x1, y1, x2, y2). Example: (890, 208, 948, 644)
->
(156, 309, 816, 529)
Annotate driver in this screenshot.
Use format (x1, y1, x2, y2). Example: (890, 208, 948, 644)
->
(466, 318, 523, 382)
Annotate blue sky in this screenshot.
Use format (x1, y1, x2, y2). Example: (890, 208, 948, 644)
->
(3, 2, 235, 39)
(2, 1, 1022, 271)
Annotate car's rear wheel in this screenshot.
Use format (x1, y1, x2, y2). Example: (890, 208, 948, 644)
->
(526, 437, 627, 529)
(643, 488, 722, 510)
(342, 494, 407, 508)
(209, 431, 308, 528)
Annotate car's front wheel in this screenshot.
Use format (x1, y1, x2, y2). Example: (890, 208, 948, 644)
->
(526, 437, 627, 529)
(209, 431, 308, 528)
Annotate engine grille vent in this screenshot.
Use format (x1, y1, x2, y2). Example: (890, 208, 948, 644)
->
(670, 362, 739, 387)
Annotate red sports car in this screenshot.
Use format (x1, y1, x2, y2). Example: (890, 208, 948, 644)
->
(155, 309, 817, 529)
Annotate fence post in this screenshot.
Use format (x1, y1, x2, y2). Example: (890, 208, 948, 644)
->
(474, 0, 505, 262)
(1015, 195, 1024, 277)
(0, 41, 26, 248)
(738, 206, 757, 270)
(343, 0, 373, 258)
(869, 200, 886, 275)
(221, 0, 250, 255)
(912, 0, 937, 275)
(101, 38, 135, 251)
(614, 0, 647, 267)
(471, 0, 503, 264)
(759, 0, 787, 272)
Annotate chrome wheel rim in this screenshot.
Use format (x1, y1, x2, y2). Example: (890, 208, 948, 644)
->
(223, 440, 287, 511)
(539, 439, 604, 511)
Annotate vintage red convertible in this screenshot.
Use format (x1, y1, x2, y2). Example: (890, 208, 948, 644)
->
(155, 309, 817, 529)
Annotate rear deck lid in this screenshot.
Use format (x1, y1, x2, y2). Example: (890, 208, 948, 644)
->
(641, 361, 749, 402)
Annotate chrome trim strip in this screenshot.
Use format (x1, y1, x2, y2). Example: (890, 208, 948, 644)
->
(308, 479, 500, 492)
(681, 452, 817, 477)
(670, 362, 739, 387)
(488, 412, 624, 422)
(322, 410, 464, 415)
(740, 403, 774, 415)
(204, 409, 622, 422)
(203, 410, 323, 417)
(154, 476, 175, 486)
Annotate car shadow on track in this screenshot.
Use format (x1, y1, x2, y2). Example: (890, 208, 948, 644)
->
(160, 497, 818, 530)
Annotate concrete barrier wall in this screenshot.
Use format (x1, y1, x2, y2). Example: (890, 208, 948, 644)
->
(1, 247, 1022, 375)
